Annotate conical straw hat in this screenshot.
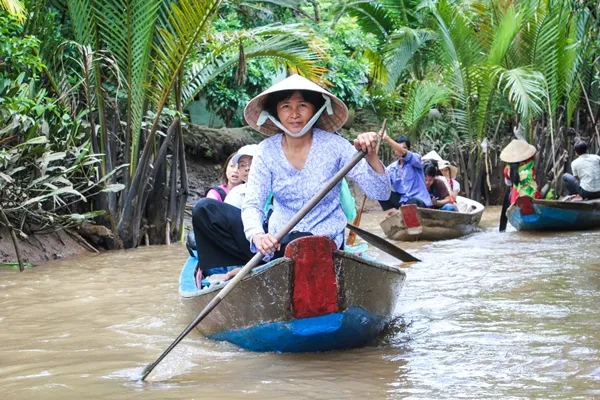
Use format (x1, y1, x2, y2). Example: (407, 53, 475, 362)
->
(422, 150, 443, 162)
(500, 139, 537, 163)
(243, 74, 348, 136)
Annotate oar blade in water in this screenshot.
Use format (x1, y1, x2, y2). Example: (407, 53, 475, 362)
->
(345, 223, 420, 263)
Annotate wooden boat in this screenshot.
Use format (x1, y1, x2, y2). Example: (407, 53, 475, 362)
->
(179, 236, 406, 353)
(506, 195, 600, 231)
(380, 196, 485, 241)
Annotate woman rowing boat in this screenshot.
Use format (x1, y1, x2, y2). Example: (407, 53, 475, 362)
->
(191, 74, 390, 279)
(500, 139, 541, 205)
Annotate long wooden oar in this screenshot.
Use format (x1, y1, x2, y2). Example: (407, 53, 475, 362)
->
(346, 223, 420, 262)
(140, 132, 390, 381)
(347, 120, 387, 246)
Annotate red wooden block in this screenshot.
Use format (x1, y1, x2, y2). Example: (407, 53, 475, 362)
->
(401, 204, 423, 235)
(516, 196, 535, 216)
(285, 236, 339, 319)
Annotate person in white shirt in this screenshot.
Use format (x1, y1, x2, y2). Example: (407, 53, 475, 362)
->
(562, 140, 600, 200)
(224, 144, 258, 208)
(438, 159, 460, 198)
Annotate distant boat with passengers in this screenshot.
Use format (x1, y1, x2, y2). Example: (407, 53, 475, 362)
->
(380, 196, 485, 241)
(507, 195, 600, 231)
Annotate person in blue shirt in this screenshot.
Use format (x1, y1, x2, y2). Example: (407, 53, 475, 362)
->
(379, 135, 431, 212)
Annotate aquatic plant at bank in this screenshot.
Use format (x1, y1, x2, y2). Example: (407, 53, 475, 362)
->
(0, 12, 105, 234)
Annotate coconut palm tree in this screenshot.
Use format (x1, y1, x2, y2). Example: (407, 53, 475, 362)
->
(341, 0, 598, 200)
(21, 0, 325, 248)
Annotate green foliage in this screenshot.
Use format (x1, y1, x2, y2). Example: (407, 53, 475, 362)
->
(414, 115, 461, 156)
(399, 79, 451, 134)
(202, 61, 274, 127)
(0, 0, 25, 22)
(0, 14, 44, 75)
(0, 11, 103, 232)
(317, 17, 373, 110)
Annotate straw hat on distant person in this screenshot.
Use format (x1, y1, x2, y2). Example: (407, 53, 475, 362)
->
(500, 139, 537, 163)
(423, 150, 458, 178)
(422, 150, 443, 162)
(243, 74, 348, 136)
(437, 159, 459, 179)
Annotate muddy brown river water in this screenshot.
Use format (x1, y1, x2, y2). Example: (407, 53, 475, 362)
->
(2, 208, 600, 399)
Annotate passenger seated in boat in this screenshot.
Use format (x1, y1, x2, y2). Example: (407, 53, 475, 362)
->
(186, 145, 255, 279)
(423, 163, 457, 211)
(205, 152, 243, 202)
(562, 140, 600, 201)
(224, 143, 356, 222)
(378, 135, 431, 213)
(223, 144, 259, 209)
(438, 159, 460, 199)
(191, 74, 390, 282)
(422, 150, 460, 201)
(500, 139, 541, 205)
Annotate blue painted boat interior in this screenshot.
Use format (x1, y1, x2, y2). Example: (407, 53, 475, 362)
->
(179, 244, 372, 297)
(208, 306, 385, 353)
(179, 253, 274, 297)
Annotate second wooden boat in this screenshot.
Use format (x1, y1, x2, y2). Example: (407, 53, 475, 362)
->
(507, 195, 600, 231)
(380, 196, 484, 241)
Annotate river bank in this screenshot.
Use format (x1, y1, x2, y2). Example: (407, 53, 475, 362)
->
(0, 228, 93, 266)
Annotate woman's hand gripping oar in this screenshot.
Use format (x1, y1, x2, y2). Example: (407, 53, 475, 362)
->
(139, 123, 390, 381)
(346, 119, 387, 246)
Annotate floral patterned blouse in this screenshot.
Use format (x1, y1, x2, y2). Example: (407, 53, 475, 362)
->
(242, 129, 391, 254)
(504, 158, 541, 204)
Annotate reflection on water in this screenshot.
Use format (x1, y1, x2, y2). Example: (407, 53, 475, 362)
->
(2, 207, 600, 399)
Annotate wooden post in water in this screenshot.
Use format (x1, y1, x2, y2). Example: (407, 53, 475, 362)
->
(0, 205, 24, 272)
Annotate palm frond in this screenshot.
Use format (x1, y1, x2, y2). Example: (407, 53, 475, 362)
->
(95, 0, 161, 171)
(401, 79, 451, 133)
(182, 26, 324, 107)
(432, 0, 483, 138)
(498, 67, 545, 119)
(381, 27, 436, 91)
(66, 0, 97, 47)
(487, 5, 520, 66)
(1, 0, 25, 22)
(565, 8, 593, 125)
(523, 4, 565, 113)
(434, 0, 484, 69)
(343, 1, 396, 44)
(149, 0, 222, 110)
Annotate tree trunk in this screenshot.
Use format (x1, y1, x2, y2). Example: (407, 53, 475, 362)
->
(147, 147, 169, 245)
